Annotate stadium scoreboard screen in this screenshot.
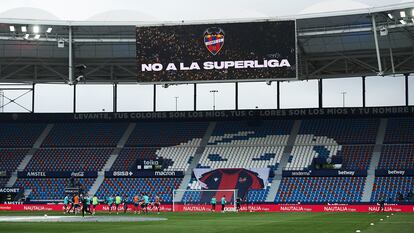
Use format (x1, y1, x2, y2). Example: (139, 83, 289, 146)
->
(136, 20, 297, 83)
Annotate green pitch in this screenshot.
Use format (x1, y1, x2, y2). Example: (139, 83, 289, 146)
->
(0, 211, 413, 233)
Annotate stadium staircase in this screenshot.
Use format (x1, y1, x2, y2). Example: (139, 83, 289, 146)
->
(87, 123, 136, 197)
(266, 120, 302, 202)
(174, 122, 216, 202)
(361, 118, 387, 202)
(6, 124, 54, 188)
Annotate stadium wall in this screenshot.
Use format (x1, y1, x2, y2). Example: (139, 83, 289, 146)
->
(0, 106, 413, 123)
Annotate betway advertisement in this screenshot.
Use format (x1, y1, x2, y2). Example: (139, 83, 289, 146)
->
(136, 20, 297, 82)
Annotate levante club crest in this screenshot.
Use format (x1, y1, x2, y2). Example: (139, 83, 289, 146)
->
(204, 27, 225, 55)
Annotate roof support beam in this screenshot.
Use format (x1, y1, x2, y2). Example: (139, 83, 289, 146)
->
(0, 64, 31, 80)
(371, 14, 383, 74)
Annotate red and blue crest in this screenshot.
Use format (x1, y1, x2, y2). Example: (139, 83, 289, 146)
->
(204, 27, 225, 56)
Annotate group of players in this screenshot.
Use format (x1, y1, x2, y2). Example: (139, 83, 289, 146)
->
(63, 193, 161, 216)
(210, 195, 244, 212)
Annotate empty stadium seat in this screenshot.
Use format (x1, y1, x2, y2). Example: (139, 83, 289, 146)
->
(384, 118, 414, 144)
(371, 177, 414, 202)
(340, 145, 374, 170)
(43, 123, 128, 147)
(198, 120, 291, 171)
(112, 139, 201, 172)
(298, 119, 379, 144)
(126, 122, 208, 147)
(285, 145, 341, 170)
(0, 148, 29, 172)
(275, 176, 365, 203)
(0, 123, 45, 148)
(0, 178, 9, 188)
(25, 148, 113, 172)
(378, 145, 414, 170)
(198, 146, 283, 171)
(14, 178, 95, 200)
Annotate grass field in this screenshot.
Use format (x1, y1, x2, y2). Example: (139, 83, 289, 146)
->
(0, 211, 413, 233)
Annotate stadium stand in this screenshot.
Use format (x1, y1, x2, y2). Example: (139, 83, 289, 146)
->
(297, 118, 379, 144)
(96, 178, 182, 202)
(0, 148, 29, 172)
(3, 117, 414, 204)
(198, 120, 292, 171)
(112, 139, 201, 172)
(0, 123, 45, 148)
(384, 118, 414, 144)
(0, 178, 8, 188)
(285, 145, 374, 171)
(42, 123, 128, 147)
(371, 177, 414, 202)
(275, 176, 366, 203)
(125, 122, 208, 147)
(198, 146, 284, 171)
(285, 145, 341, 170)
(25, 148, 113, 172)
(208, 120, 293, 145)
(14, 178, 95, 200)
(111, 147, 160, 171)
(378, 145, 414, 170)
(340, 145, 374, 170)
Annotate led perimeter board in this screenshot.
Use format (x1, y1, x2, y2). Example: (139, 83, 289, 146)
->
(136, 20, 297, 83)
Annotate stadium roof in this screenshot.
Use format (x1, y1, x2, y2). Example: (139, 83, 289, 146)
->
(0, 2, 413, 84)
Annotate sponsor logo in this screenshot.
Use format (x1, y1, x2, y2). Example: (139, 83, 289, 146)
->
(324, 206, 356, 212)
(291, 171, 311, 176)
(388, 170, 405, 175)
(0, 188, 20, 193)
(112, 171, 133, 177)
(23, 205, 55, 211)
(143, 160, 159, 166)
(70, 172, 85, 177)
(26, 172, 46, 177)
(338, 171, 355, 176)
(280, 206, 305, 212)
(183, 206, 208, 212)
(154, 171, 176, 176)
(204, 27, 225, 55)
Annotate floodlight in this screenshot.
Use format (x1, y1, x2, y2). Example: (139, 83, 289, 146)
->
(33, 25, 40, 33)
(387, 13, 393, 19)
(34, 34, 41, 40)
(24, 34, 30, 39)
(9, 26, 15, 32)
(46, 27, 52, 33)
(400, 11, 406, 18)
(400, 20, 407, 25)
(21, 26, 27, 32)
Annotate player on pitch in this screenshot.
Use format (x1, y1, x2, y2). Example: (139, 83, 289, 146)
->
(133, 194, 140, 214)
(142, 193, 150, 214)
(211, 196, 216, 212)
(92, 195, 99, 215)
(153, 195, 161, 214)
(221, 195, 227, 213)
(63, 194, 70, 214)
(107, 195, 114, 214)
(115, 194, 122, 214)
(123, 195, 129, 214)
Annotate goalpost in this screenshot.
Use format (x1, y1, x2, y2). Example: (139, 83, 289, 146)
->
(172, 189, 238, 212)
